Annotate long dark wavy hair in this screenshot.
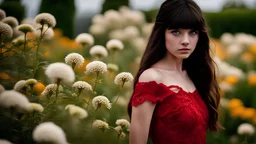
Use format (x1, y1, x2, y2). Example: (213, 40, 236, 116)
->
(128, 0, 222, 131)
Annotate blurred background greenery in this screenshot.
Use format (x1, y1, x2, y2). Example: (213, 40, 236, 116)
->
(1, 0, 256, 144)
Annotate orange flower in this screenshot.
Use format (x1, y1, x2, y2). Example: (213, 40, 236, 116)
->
(240, 52, 254, 64)
(33, 82, 45, 95)
(224, 76, 238, 85)
(228, 98, 243, 110)
(241, 108, 256, 119)
(0, 72, 11, 80)
(229, 106, 244, 118)
(249, 44, 256, 54)
(248, 73, 256, 85)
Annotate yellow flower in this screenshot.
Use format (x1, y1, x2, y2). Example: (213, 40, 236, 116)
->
(241, 108, 255, 119)
(240, 52, 254, 64)
(224, 76, 238, 85)
(249, 44, 256, 54)
(228, 98, 243, 110)
(229, 106, 244, 118)
(33, 82, 45, 95)
(248, 73, 256, 86)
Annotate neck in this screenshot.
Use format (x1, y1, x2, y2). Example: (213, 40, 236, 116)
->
(159, 53, 184, 72)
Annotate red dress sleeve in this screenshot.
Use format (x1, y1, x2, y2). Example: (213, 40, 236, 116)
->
(131, 81, 173, 106)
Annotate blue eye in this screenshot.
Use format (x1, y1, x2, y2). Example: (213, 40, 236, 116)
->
(190, 31, 198, 35)
(171, 30, 180, 35)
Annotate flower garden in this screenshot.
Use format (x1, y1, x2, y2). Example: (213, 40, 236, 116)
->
(0, 5, 256, 144)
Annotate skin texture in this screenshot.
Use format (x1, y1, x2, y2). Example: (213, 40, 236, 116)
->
(129, 29, 199, 144)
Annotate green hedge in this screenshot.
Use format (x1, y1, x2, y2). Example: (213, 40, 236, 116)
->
(143, 9, 256, 38)
(39, 0, 75, 38)
(0, 0, 25, 23)
(101, 0, 129, 13)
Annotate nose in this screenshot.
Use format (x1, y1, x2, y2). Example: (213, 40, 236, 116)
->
(181, 34, 189, 46)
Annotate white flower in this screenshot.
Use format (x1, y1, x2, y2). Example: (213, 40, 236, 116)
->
(72, 81, 92, 92)
(234, 33, 256, 47)
(85, 61, 107, 74)
(116, 119, 130, 129)
(35, 25, 54, 39)
(2, 16, 19, 28)
(107, 63, 119, 72)
(131, 37, 147, 53)
(26, 103, 44, 113)
(65, 104, 88, 119)
(237, 123, 255, 135)
(0, 9, 6, 21)
(0, 139, 12, 144)
(109, 29, 126, 41)
(13, 80, 30, 93)
(33, 122, 68, 144)
(34, 13, 56, 28)
(92, 120, 109, 130)
(89, 45, 108, 58)
(0, 84, 5, 93)
(123, 26, 140, 40)
(220, 33, 234, 46)
(75, 33, 94, 46)
(65, 53, 84, 68)
(114, 72, 134, 86)
(119, 132, 126, 140)
(17, 24, 35, 33)
(12, 35, 25, 45)
(122, 10, 145, 26)
(45, 62, 75, 83)
(220, 98, 229, 109)
(142, 23, 154, 38)
(226, 44, 243, 57)
(106, 39, 124, 51)
(41, 84, 63, 98)
(0, 22, 13, 39)
(92, 95, 111, 109)
(92, 14, 105, 25)
(114, 125, 122, 133)
(104, 10, 123, 29)
(21, 18, 37, 28)
(0, 90, 29, 110)
(219, 81, 233, 92)
(89, 24, 106, 36)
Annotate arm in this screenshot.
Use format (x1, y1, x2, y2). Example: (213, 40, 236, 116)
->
(129, 101, 156, 144)
(129, 69, 160, 144)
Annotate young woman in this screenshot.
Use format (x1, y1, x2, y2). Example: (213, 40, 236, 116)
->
(128, 0, 222, 143)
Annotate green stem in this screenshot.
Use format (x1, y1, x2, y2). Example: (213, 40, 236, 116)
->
(55, 79, 61, 99)
(77, 90, 82, 100)
(23, 32, 27, 55)
(33, 25, 44, 78)
(111, 50, 116, 63)
(111, 83, 124, 111)
(86, 72, 99, 109)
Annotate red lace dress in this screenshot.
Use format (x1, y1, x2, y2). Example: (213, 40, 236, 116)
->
(131, 81, 209, 144)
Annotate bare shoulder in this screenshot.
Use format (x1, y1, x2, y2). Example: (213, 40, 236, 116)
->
(139, 68, 162, 82)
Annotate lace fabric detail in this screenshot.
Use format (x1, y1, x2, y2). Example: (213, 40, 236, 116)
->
(131, 81, 209, 144)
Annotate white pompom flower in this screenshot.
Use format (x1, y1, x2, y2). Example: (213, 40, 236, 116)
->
(75, 33, 94, 47)
(33, 122, 68, 144)
(0, 9, 6, 21)
(41, 84, 63, 98)
(0, 90, 30, 111)
(106, 39, 124, 51)
(89, 24, 106, 36)
(85, 61, 107, 75)
(65, 53, 84, 69)
(26, 103, 44, 113)
(114, 72, 134, 87)
(119, 132, 126, 140)
(0, 22, 13, 39)
(17, 24, 35, 34)
(65, 104, 88, 119)
(13, 80, 30, 94)
(92, 120, 109, 131)
(89, 45, 108, 58)
(237, 123, 255, 135)
(107, 63, 119, 72)
(2, 16, 19, 28)
(45, 62, 75, 83)
(92, 95, 111, 110)
(72, 81, 92, 92)
(116, 119, 130, 129)
(34, 13, 56, 28)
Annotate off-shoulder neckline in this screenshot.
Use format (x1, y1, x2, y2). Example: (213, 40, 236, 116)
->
(136, 80, 197, 94)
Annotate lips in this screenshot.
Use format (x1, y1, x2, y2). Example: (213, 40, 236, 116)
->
(178, 48, 190, 51)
